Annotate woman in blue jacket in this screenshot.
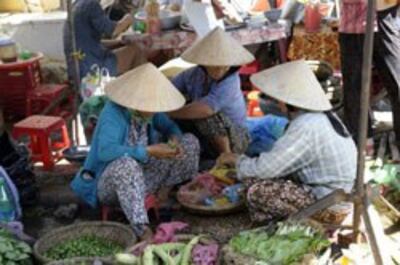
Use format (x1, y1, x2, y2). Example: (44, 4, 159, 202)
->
(71, 63, 200, 239)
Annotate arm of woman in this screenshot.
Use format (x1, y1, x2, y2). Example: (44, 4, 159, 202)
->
(168, 102, 215, 119)
(236, 121, 314, 179)
(111, 14, 133, 38)
(153, 113, 183, 138)
(97, 117, 148, 163)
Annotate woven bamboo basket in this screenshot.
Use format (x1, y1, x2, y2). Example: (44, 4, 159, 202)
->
(47, 257, 113, 265)
(34, 221, 136, 264)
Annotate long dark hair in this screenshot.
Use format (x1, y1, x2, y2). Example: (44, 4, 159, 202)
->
(324, 111, 351, 138)
(286, 104, 351, 138)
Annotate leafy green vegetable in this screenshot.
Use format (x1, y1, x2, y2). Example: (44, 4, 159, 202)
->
(44, 235, 123, 261)
(0, 229, 32, 265)
(229, 223, 330, 265)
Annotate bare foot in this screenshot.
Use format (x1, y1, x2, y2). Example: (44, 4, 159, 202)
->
(139, 226, 153, 242)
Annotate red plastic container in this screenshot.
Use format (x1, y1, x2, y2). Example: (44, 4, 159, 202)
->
(0, 53, 43, 120)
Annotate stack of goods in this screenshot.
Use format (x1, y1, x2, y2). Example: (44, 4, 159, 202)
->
(223, 222, 331, 265)
(116, 222, 219, 265)
(177, 168, 244, 212)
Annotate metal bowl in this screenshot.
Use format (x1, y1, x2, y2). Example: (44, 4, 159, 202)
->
(159, 10, 181, 30)
(135, 9, 181, 30)
(63, 145, 90, 164)
(264, 9, 282, 23)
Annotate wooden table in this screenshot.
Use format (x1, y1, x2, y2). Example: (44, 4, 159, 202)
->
(122, 21, 291, 62)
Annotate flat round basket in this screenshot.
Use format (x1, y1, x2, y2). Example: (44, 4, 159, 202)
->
(177, 195, 246, 216)
(47, 257, 113, 265)
(34, 221, 136, 264)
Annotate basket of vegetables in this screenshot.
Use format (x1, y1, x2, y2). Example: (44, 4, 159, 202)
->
(177, 168, 246, 216)
(222, 221, 331, 265)
(47, 257, 113, 265)
(33, 221, 136, 264)
(118, 234, 221, 265)
(0, 228, 33, 265)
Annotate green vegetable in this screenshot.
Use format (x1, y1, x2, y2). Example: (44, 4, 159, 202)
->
(0, 229, 33, 265)
(181, 236, 201, 265)
(115, 253, 139, 265)
(44, 235, 123, 261)
(229, 223, 330, 265)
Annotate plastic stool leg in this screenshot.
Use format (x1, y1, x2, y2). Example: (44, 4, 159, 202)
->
(39, 133, 54, 170)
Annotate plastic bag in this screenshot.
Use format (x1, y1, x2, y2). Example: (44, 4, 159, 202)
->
(80, 65, 113, 101)
(246, 115, 288, 157)
(0, 166, 22, 222)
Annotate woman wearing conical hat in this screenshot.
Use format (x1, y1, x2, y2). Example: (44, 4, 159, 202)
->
(70, 63, 200, 239)
(218, 61, 357, 224)
(169, 27, 255, 159)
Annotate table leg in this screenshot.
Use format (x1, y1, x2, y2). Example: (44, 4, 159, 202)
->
(278, 38, 288, 63)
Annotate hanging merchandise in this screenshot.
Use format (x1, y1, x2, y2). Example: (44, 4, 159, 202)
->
(80, 65, 114, 101)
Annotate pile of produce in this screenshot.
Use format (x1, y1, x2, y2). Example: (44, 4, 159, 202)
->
(177, 168, 244, 208)
(115, 235, 219, 265)
(0, 228, 32, 265)
(44, 235, 123, 260)
(228, 223, 330, 265)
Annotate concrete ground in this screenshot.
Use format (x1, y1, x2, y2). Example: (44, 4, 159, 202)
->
(23, 161, 400, 262)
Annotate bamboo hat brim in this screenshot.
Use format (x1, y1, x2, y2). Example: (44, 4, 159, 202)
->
(159, 57, 195, 79)
(100, 0, 115, 9)
(181, 27, 255, 66)
(250, 60, 332, 111)
(105, 63, 186, 112)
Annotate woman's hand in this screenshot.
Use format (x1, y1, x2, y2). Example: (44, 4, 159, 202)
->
(217, 152, 239, 168)
(168, 136, 184, 159)
(147, 144, 177, 159)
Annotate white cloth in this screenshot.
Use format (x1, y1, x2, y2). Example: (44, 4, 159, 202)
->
(237, 112, 357, 199)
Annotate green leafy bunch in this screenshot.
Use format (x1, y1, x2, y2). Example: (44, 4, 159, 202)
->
(0, 228, 33, 265)
(229, 223, 330, 265)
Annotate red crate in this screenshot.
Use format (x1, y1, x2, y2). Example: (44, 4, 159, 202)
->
(0, 54, 43, 121)
(26, 84, 70, 116)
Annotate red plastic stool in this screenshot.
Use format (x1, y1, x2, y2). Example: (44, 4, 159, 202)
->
(12, 115, 71, 170)
(101, 194, 160, 221)
(247, 90, 263, 117)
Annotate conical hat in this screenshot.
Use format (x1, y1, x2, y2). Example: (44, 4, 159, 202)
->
(105, 63, 186, 112)
(159, 57, 195, 79)
(100, 0, 115, 10)
(181, 27, 255, 66)
(250, 60, 332, 111)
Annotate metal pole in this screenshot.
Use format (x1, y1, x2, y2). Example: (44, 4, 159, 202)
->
(66, 0, 81, 146)
(353, 0, 375, 240)
(352, 0, 387, 263)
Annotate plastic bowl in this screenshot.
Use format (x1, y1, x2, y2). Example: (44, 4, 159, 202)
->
(264, 9, 282, 23)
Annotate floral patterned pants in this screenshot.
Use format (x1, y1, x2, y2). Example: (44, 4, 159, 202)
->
(97, 134, 200, 230)
(245, 179, 316, 223)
